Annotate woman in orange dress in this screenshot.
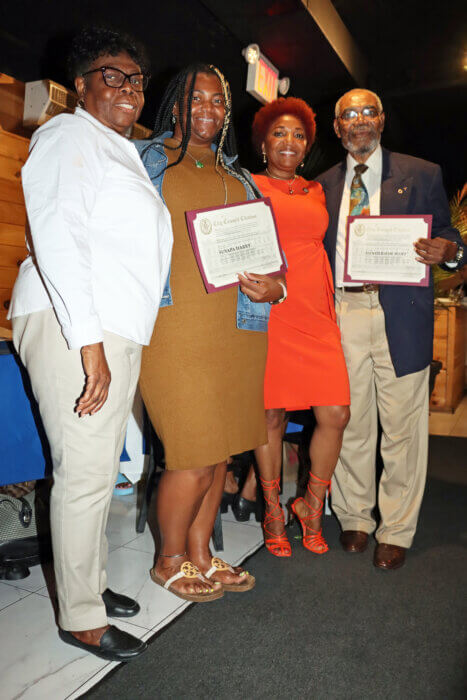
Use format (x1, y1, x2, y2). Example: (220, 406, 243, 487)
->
(247, 97, 350, 557)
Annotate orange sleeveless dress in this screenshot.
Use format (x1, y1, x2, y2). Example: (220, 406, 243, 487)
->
(253, 174, 350, 410)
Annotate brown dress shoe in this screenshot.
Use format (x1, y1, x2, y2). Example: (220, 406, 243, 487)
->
(373, 543, 406, 570)
(340, 530, 369, 553)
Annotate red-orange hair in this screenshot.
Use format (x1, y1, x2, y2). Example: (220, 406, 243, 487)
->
(251, 97, 316, 155)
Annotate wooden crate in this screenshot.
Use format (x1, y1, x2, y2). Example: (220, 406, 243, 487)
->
(430, 305, 467, 413)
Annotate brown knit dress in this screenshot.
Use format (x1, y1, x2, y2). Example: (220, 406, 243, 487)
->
(139, 138, 267, 470)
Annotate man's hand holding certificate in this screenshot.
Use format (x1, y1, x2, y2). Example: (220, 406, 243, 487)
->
(344, 215, 433, 287)
(185, 198, 286, 293)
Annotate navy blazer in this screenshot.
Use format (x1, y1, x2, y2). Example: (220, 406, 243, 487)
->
(316, 149, 464, 377)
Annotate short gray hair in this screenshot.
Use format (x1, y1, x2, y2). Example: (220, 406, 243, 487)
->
(335, 89, 383, 118)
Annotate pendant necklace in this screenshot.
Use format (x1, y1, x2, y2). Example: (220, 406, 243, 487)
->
(185, 149, 205, 168)
(178, 141, 228, 205)
(266, 168, 298, 194)
(265, 168, 309, 194)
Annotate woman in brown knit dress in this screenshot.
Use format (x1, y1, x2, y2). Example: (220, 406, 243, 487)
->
(137, 64, 285, 601)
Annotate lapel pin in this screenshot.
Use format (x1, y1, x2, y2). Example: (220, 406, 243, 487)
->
(303, 187, 309, 193)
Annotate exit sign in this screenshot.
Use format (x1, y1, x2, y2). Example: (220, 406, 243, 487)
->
(246, 53, 279, 104)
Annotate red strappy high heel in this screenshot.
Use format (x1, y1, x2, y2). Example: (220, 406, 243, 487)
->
(260, 477, 291, 558)
(291, 472, 330, 554)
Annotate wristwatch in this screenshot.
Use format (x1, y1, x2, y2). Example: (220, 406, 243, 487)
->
(270, 281, 287, 305)
(445, 243, 464, 268)
(452, 244, 465, 266)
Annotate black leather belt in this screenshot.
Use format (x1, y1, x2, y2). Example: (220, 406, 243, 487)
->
(342, 284, 380, 293)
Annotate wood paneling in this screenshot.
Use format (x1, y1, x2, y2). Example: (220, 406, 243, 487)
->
(0, 177, 24, 205)
(0, 74, 32, 138)
(0, 123, 29, 339)
(0, 222, 26, 247)
(430, 305, 467, 413)
(0, 287, 13, 338)
(0, 266, 21, 288)
(432, 336, 447, 364)
(0, 200, 26, 226)
(433, 308, 448, 338)
(0, 243, 27, 269)
(0, 129, 29, 161)
(0, 154, 23, 182)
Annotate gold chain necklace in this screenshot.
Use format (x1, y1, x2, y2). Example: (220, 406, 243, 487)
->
(266, 168, 298, 194)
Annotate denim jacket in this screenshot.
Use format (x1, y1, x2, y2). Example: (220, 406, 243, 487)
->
(134, 132, 270, 332)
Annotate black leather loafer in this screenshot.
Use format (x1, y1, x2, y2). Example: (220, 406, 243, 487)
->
(102, 588, 140, 617)
(59, 625, 147, 661)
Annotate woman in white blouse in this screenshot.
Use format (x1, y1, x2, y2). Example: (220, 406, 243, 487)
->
(8, 27, 172, 662)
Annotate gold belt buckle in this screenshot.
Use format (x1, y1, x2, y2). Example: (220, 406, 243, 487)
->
(363, 283, 379, 294)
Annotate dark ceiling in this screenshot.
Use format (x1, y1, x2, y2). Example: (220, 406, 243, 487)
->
(332, 0, 467, 194)
(0, 0, 465, 192)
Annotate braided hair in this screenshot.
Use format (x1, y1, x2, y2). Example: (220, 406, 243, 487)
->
(151, 63, 259, 195)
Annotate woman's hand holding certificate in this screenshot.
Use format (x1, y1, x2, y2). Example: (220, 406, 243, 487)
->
(185, 198, 286, 293)
(237, 271, 285, 303)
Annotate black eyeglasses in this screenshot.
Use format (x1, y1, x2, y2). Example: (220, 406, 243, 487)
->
(82, 66, 149, 92)
(338, 106, 381, 122)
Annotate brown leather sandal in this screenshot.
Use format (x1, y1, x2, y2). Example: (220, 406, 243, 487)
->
(150, 560, 224, 603)
(202, 557, 255, 593)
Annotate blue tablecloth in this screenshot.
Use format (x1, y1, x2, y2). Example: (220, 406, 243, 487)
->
(0, 341, 135, 487)
(0, 342, 51, 486)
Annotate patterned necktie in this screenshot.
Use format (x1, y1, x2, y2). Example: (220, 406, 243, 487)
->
(349, 163, 370, 216)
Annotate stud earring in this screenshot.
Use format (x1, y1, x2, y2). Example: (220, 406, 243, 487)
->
(171, 114, 177, 125)
(300, 161, 305, 168)
(262, 151, 267, 164)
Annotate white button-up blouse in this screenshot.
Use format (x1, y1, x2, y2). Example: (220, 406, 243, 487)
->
(9, 106, 173, 349)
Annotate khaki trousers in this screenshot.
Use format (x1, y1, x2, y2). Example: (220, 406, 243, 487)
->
(333, 289, 429, 548)
(13, 309, 141, 630)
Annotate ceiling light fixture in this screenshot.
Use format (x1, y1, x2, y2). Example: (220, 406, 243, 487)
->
(278, 77, 290, 95)
(242, 44, 260, 64)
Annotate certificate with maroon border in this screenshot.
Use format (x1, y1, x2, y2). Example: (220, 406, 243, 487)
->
(185, 197, 286, 293)
(343, 215, 432, 287)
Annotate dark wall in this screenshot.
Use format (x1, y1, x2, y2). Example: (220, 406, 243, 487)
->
(0, 0, 273, 170)
(0, 1, 464, 193)
(0, 0, 366, 177)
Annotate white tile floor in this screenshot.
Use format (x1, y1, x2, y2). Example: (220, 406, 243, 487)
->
(0, 486, 288, 700)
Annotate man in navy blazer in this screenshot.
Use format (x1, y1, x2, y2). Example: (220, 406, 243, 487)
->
(316, 88, 465, 570)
